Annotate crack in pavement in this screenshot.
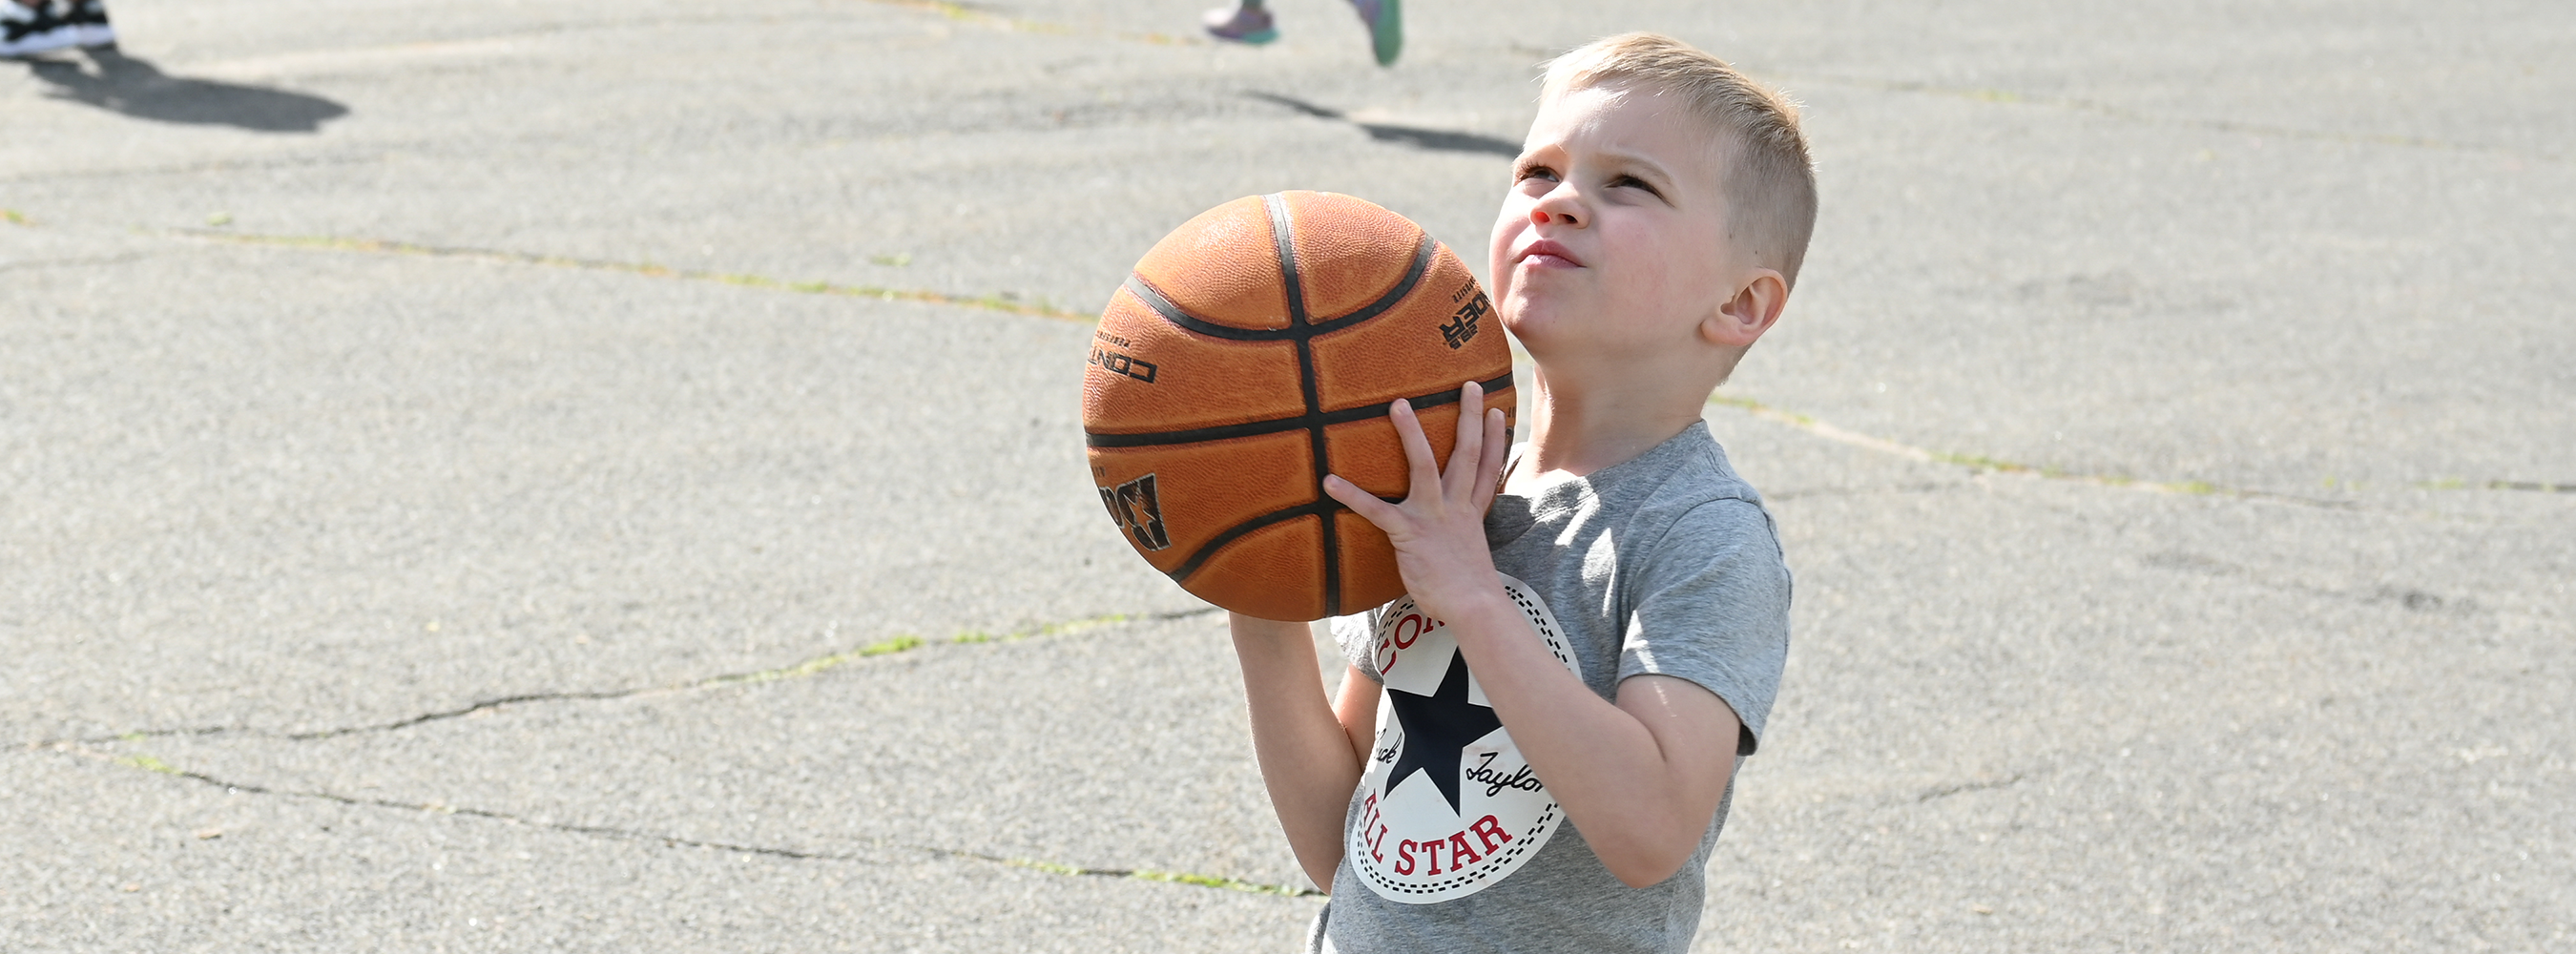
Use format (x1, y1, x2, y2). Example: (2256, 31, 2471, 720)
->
(0, 250, 155, 274)
(43, 742, 1319, 899)
(1707, 393, 2355, 508)
(1707, 392, 2571, 508)
(1766, 483, 1963, 502)
(1915, 773, 2027, 803)
(27, 601, 1304, 897)
(0, 151, 390, 185)
(1777, 72, 2569, 167)
(2141, 551, 2487, 618)
(40, 607, 1218, 748)
(161, 228, 1097, 322)
(2417, 479, 2576, 494)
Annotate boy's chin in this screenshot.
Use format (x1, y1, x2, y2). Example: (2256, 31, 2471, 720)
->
(1499, 296, 1580, 342)
(1506, 305, 1684, 367)
(1499, 311, 1577, 360)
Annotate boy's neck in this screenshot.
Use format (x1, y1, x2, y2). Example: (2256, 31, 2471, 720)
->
(1506, 363, 1712, 493)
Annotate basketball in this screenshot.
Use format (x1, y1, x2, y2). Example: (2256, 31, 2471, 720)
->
(1082, 191, 1516, 622)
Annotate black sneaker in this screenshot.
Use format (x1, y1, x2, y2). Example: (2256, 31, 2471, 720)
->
(62, 0, 110, 48)
(1, 1, 73, 56)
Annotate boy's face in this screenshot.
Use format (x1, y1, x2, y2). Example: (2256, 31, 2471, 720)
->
(1489, 83, 1740, 363)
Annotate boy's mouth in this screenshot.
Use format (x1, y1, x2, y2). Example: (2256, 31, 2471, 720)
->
(1517, 238, 1583, 268)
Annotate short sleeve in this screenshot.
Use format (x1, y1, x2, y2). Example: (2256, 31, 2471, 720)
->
(1329, 610, 1386, 684)
(1617, 498, 1792, 757)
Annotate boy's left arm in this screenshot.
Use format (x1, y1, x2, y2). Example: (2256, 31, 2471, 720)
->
(1435, 606, 1740, 888)
(1323, 383, 1742, 889)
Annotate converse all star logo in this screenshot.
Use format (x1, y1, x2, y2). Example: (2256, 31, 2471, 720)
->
(1349, 573, 1578, 904)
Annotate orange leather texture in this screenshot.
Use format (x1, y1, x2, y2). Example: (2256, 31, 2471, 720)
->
(1085, 287, 1306, 434)
(1130, 196, 1293, 331)
(1283, 191, 1421, 320)
(1306, 250, 1510, 412)
(1187, 515, 1328, 623)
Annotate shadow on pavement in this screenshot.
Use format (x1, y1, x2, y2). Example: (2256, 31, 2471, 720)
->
(26, 48, 347, 133)
(1247, 92, 1519, 157)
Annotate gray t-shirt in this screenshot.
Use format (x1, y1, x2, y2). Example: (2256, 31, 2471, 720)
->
(1311, 422, 1791, 954)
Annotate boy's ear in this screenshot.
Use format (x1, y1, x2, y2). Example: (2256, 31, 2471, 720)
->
(1701, 269, 1789, 348)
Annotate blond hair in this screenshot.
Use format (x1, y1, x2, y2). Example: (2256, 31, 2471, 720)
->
(1542, 33, 1818, 287)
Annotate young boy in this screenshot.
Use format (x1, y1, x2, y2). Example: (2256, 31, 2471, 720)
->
(1227, 33, 1815, 953)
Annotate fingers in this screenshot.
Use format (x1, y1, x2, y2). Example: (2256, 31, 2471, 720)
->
(1472, 406, 1509, 511)
(1336, 383, 1509, 527)
(1443, 382, 1485, 500)
(1388, 398, 1443, 494)
(1321, 473, 1398, 528)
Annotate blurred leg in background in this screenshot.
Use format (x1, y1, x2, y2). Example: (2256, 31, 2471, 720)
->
(2, 0, 112, 57)
(1200, 0, 1401, 66)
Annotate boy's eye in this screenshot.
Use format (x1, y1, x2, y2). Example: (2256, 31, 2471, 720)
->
(1610, 175, 1665, 198)
(1515, 163, 1559, 183)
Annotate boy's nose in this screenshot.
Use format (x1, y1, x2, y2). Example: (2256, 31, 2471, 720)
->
(1529, 191, 1585, 228)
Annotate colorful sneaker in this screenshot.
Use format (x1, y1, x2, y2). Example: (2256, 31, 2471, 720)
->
(1202, 4, 1276, 45)
(1349, 0, 1400, 66)
(1, 1, 73, 57)
(62, 0, 109, 48)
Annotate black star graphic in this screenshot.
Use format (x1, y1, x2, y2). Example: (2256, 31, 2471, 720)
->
(1383, 648, 1505, 816)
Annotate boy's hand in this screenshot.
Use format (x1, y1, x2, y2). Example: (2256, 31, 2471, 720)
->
(1322, 381, 1512, 620)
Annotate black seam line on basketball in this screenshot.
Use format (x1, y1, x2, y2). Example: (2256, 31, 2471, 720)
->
(1120, 276, 1271, 341)
(1164, 501, 1341, 586)
(1265, 194, 1311, 329)
(1115, 235, 1437, 343)
(1267, 193, 1343, 616)
(1340, 234, 1440, 332)
(1081, 371, 1516, 448)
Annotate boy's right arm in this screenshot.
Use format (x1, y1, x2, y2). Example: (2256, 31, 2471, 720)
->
(1228, 612, 1379, 892)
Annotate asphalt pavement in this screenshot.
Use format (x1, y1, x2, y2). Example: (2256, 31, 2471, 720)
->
(4, 1, 2569, 950)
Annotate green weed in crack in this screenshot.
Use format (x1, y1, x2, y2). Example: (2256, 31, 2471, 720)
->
(1705, 391, 2562, 508)
(1772, 72, 2567, 167)
(997, 858, 1318, 897)
(1132, 868, 1316, 897)
(116, 753, 181, 775)
(165, 229, 1095, 322)
(2418, 479, 2576, 494)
